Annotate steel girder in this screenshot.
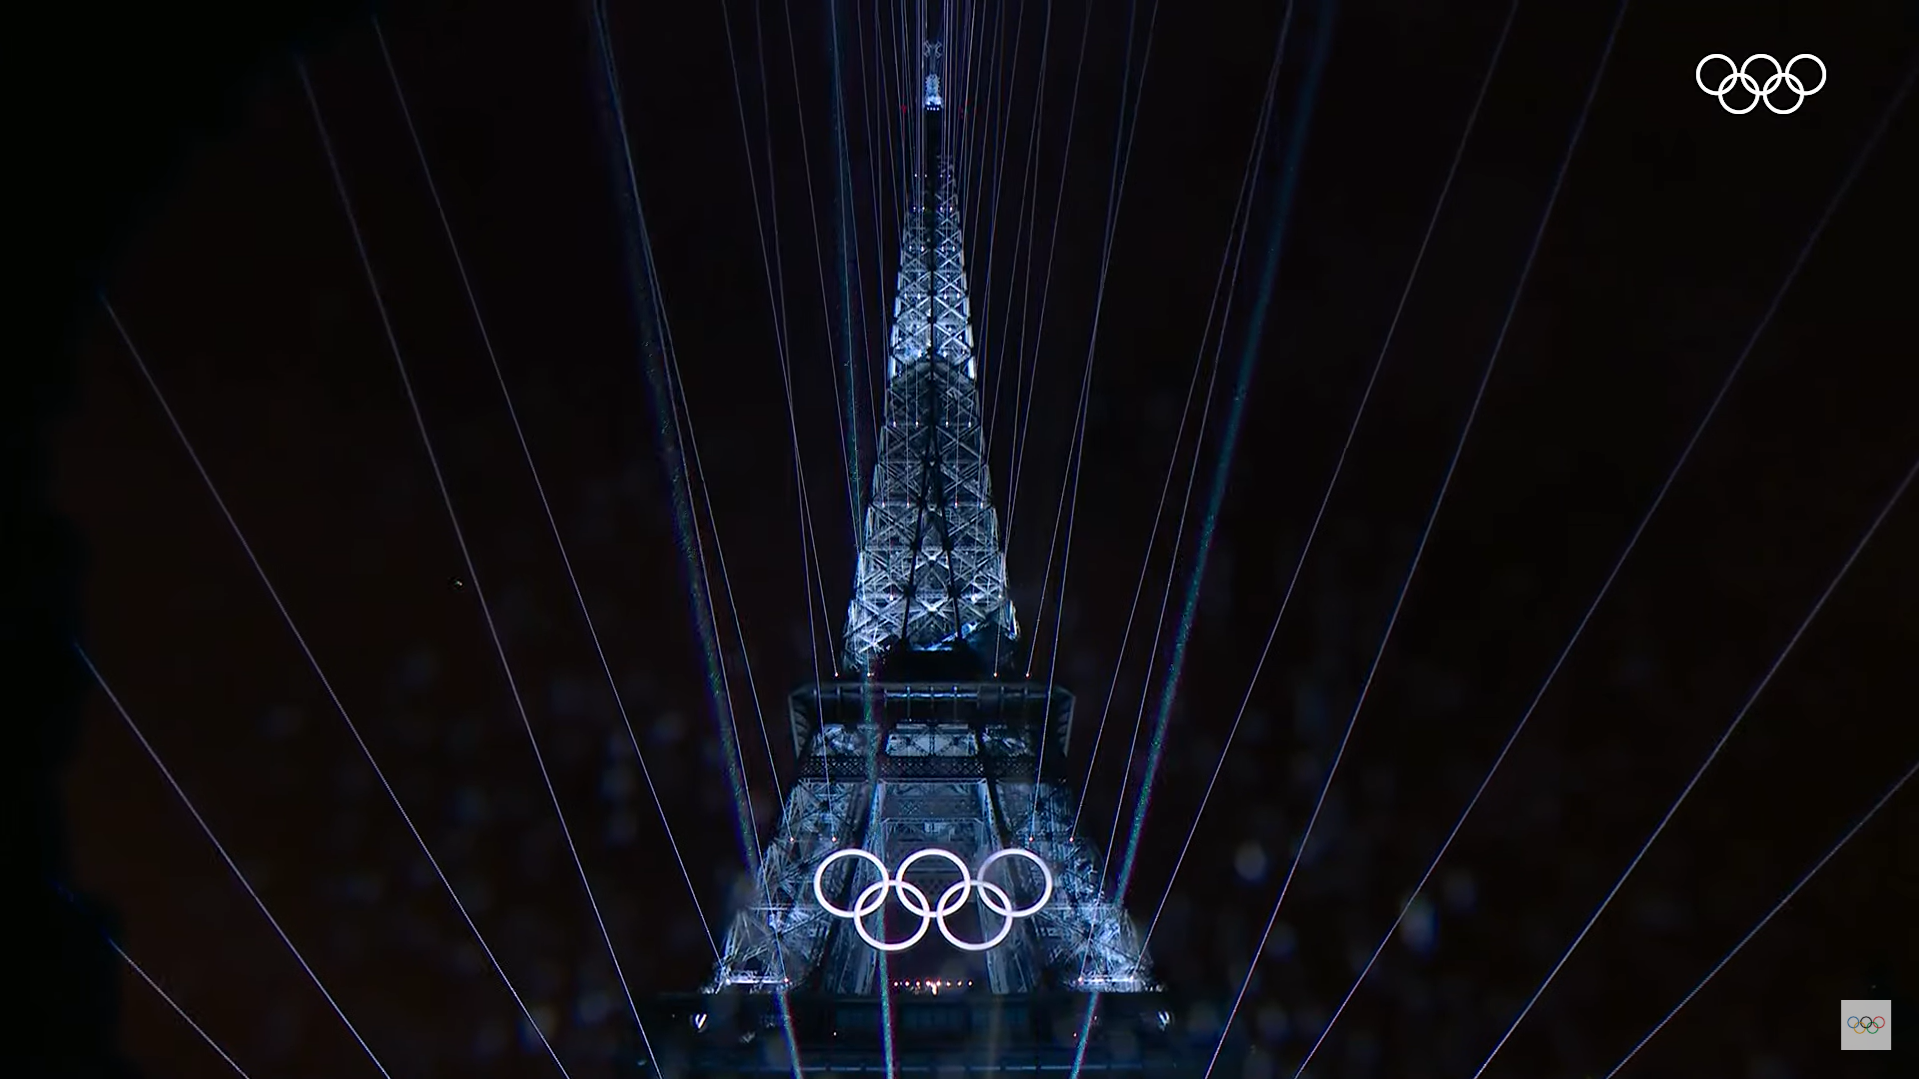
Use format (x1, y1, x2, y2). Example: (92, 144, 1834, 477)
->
(843, 168, 1017, 672)
(996, 779, 1158, 992)
(708, 717, 1156, 997)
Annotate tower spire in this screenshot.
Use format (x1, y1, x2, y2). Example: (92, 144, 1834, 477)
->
(841, 36, 1018, 675)
(922, 39, 945, 112)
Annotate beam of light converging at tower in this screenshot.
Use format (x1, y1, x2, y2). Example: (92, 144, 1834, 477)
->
(618, 0, 798, 849)
(53, 881, 260, 1079)
(999, 0, 1093, 651)
(1291, 49, 1919, 1079)
(370, 16, 721, 963)
(1114, 0, 1337, 922)
(590, 0, 765, 900)
(1029, 0, 1160, 765)
(852, 0, 903, 434)
(716, 0, 855, 696)
(827, 0, 871, 560)
(1068, 3, 1336, 1076)
(591, 5, 807, 1076)
(994, 0, 1165, 842)
(993, 0, 1061, 525)
(720, 0, 850, 639)
(99, 304, 575, 1076)
(975, 0, 1031, 453)
(1125, 0, 1522, 988)
(659, 314, 789, 816)
(301, 56, 656, 1071)
(1467, 453, 1918, 1077)
(772, 0, 866, 552)
(1598, 755, 1918, 1078)
(1000, 8, 1096, 579)
(73, 648, 400, 1079)
(1209, 1, 1633, 1073)
(1072, 0, 1292, 845)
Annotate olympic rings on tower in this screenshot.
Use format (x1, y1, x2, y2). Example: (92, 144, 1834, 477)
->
(811, 846, 1054, 953)
(1848, 1015, 1886, 1033)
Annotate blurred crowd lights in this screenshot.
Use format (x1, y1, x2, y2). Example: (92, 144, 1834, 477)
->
(890, 978, 976, 994)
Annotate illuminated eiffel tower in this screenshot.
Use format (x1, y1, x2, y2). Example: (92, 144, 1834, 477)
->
(636, 39, 1220, 1079)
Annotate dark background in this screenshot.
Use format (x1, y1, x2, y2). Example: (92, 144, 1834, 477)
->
(17, 0, 1917, 1077)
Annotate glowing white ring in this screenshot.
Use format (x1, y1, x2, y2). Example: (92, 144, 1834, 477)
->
(811, 846, 1054, 953)
(1695, 53, 1826, 115)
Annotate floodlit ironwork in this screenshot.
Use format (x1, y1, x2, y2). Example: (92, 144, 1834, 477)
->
(633, 36, 1218, 1079)
(707, 680, 1158, 994)
(841, 39, 1015, 675)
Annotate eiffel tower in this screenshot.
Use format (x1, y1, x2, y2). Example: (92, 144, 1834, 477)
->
(635, 40, 1221, 1079)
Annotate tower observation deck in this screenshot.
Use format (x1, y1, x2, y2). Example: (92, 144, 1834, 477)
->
(634, 39, 1228, 1079)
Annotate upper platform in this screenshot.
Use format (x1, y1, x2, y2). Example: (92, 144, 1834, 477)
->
(789, 680, 1073, 781)
(628, 990, 1244, 1079)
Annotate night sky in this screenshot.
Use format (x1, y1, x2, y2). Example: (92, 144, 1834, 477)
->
(31, 0, 1918, 1076)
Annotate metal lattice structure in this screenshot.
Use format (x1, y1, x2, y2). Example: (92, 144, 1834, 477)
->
(634, 37, 1216, 1079)
(705, 48, 1154, 998)
(840, 107, 1018, 674)
(706, 685, 1156, 994)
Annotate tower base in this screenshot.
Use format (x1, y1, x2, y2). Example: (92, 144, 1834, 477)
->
(625, 991, 1240, 1078)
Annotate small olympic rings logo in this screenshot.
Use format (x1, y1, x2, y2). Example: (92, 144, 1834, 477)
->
(812, 846, 1054, 953)
(1696, 54, 1827, 115)
(1848, 1015, 1887, 1033)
